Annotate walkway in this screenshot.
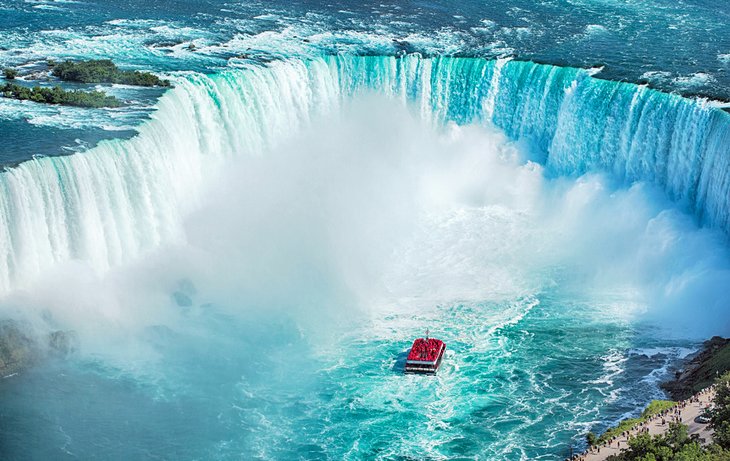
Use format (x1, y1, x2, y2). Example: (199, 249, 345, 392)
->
(571, 386, 716, 461)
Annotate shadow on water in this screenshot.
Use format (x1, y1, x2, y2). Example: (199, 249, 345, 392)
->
(391, 350, 410, 374)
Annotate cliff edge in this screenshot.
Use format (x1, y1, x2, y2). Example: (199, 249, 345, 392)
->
(661, 336, 730, 400)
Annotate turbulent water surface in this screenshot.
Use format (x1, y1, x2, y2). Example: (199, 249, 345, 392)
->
(1, 2, 730, 461)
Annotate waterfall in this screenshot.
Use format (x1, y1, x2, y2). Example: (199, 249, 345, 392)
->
(0, 55, 728, 292)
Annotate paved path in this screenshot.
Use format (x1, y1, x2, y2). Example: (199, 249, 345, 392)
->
(572, 386, 716, 461)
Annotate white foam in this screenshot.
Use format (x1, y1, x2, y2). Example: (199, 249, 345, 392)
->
(629, 346, 696, 359)
(673, 72, 717, 89)
(585, 24, 608, 35)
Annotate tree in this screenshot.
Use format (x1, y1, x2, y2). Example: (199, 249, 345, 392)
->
(665, 422, 690, 449)
(3, 68, 17, 80)
(51, 59, 170, 87)
(605, 372, 730, 460)
(712, 372, 730, 449)
(706, 444, 730, 461)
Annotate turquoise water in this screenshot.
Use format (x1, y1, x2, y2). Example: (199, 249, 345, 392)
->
(1, 0, 729, 162)
(1, 3, 730, 461)
(0, 300, 697, 459)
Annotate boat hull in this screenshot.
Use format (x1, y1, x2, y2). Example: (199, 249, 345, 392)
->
(404, 343, 445, 374)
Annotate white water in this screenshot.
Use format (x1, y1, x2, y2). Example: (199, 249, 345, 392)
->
(0, 56, 729, 342)
(2, 59, 730, 460)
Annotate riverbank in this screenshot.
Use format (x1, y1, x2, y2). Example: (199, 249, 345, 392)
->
(570, 337, 730, 460)
(574, 386, 715, 460)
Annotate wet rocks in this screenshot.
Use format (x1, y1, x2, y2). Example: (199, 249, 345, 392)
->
(0, 320, 36, 377)
(0, 319, 77, 378)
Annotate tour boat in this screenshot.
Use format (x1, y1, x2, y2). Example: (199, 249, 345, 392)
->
(404, 333, 445, 375)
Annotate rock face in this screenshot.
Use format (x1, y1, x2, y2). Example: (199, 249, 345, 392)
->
(0, 320, 37, 377)
(661, 336, 730, 400)
(47, 330, 77, 356)
(0, 320, 77, 378)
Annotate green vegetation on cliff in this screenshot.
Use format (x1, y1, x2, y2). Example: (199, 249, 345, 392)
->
(691, 341, 730, 391)
(3, 68, 17, 80)
(1, 82, 122, 108)
(50, 59, 170, 87)
(595, 400, 678, 445)
(663, 337, 730, 400)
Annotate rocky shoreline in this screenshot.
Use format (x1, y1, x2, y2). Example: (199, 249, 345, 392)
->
(570, 337, 730, 460)
(661, 336, 730, 400)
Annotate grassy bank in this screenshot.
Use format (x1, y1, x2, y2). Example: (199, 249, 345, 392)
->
(605, 372, 730, 460)
(593, 400, 677, 445)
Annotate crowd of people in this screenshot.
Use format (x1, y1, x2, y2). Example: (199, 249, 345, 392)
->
(565, 384, 716, 461)
(406, 338, 444, 362)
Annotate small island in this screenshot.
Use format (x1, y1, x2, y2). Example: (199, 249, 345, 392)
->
(1, 82, 122, 108)
(1, 58, 171, 108)
(50, 59, 171, 87)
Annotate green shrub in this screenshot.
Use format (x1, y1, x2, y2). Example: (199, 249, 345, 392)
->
(712, 372, 730, 449)
(642, 400, 678, 418)
(3, 68, 17, 80)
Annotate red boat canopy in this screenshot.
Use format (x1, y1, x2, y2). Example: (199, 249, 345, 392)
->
(407, 338, 444, 362)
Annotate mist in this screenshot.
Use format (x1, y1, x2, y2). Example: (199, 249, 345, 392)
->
(2, 92, 729, 364)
